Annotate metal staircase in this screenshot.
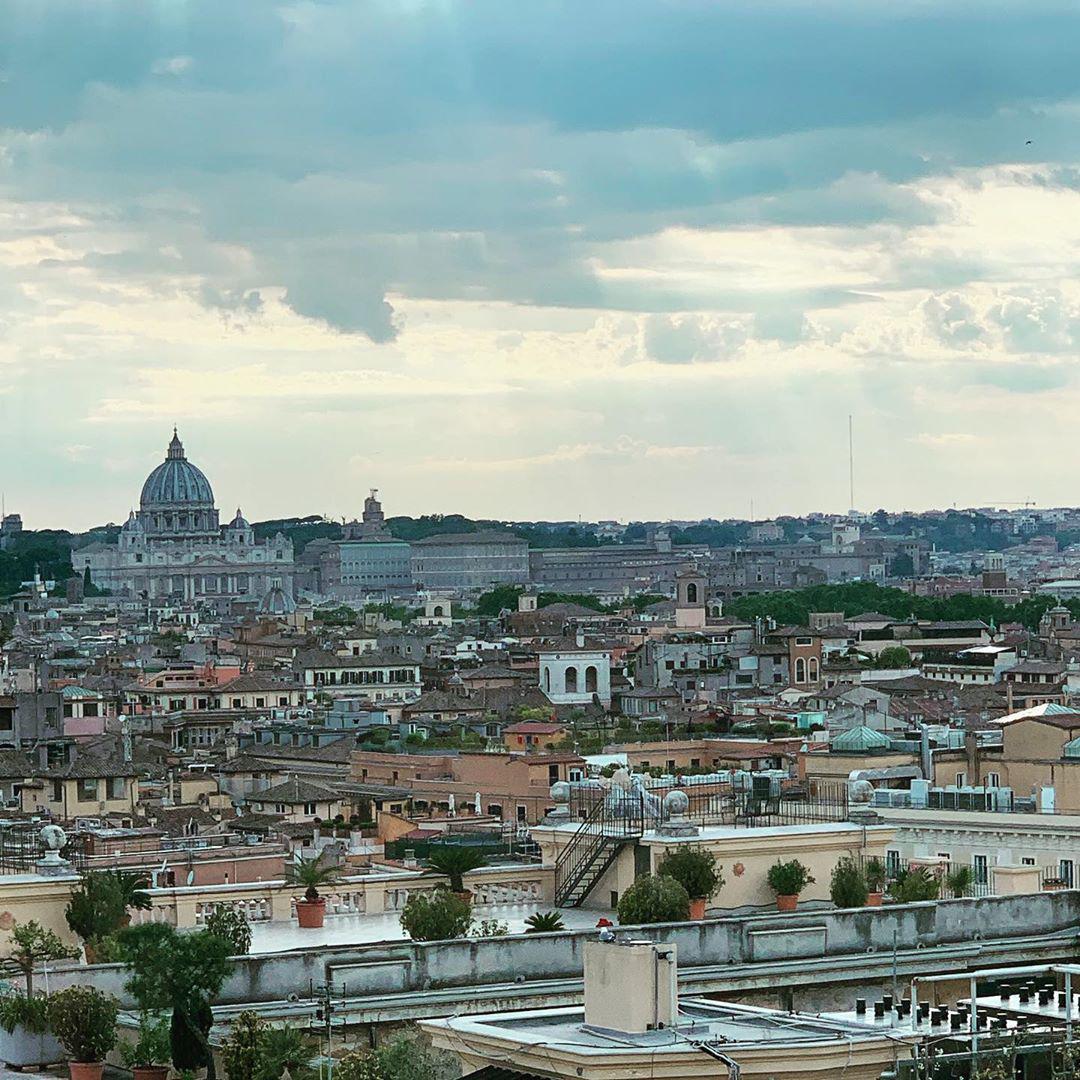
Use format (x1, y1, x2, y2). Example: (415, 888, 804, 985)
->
(554, 792, 644, 907)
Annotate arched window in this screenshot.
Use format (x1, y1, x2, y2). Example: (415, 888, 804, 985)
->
(433, 605, 444, 617)
(543, 667, 551, 693)
(686, 582, 698, 604)
(795, 657, 807, 684)
(809, 657, 819, 682)
(564, 666, 578, 694)
(585, 665, 598, 694)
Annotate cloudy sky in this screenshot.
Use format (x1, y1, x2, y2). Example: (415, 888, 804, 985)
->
(3, 0, 1080, 529)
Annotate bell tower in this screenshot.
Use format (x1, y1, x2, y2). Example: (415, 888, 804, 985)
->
(675, 566, 706, 630)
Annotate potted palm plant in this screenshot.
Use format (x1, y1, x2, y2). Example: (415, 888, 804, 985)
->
(119, 1013, 171, 1080)
(767, 859, 815, 912)
(946, 865, 976, 899)
(0, 921, 75, 1067)
(47, 985, 118, 1080)
(864, 857, 887, 906)
(425, 845, 487, 902)
(285, 853, 342, 928)
(658, 847, 724, 920)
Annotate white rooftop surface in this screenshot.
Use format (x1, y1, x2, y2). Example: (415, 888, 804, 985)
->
(249, 901, 611, 952)
(428, 1000, 892, 1054)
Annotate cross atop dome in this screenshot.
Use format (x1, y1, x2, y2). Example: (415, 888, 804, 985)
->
(167, 428, 186, 460)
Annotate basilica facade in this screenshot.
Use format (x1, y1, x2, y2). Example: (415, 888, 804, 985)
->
(74, 431, 295, 605)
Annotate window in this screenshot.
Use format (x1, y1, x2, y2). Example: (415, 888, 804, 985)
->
(107, 777, 126, 800)
(1022, 857, 1036, 866)
(795, 657, 807, 683)
(886, 849, 901, 877)
(564, 667, 578, 694)
(548, 764, 559, 784)
(1061, 859, 1075, 887)
(973, 854, 989, 886)
(51, 779, 63, 802)
(77, 778, 99, 801)
(954, 772, 966, 787)
(304, 802, 317, 815)
(516, 805, 527, 822)
(275, 803, 286, 814)
(795, 636, 812, 646)
(985, 772, 1000, 788)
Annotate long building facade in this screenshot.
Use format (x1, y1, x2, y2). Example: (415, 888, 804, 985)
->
(74, 431, 295, 603)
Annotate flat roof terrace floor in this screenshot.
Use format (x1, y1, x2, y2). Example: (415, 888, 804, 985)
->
(249, 901, 612, 952)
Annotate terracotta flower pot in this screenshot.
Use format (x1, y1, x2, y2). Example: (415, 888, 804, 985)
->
(69, 1062, 105, 1080)
(866, 892, 883, 907)
(688, 897, 707, 920)
(133, 1067, 170, 1080)
(296, 898, 326, 928)
(776, 894, 798, 913)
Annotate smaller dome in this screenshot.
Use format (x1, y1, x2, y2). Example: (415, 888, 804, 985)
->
(122, 509, 143, 533)
(259, 579, 296, 616)
(832, 725, 891, 753)
(229, 508, 250, 529)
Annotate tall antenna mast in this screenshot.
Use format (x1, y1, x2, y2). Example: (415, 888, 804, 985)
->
(848, 414, 854, 513)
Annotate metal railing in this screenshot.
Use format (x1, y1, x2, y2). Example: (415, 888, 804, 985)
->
(0, 826, 88, 874)
(555, 790, 645, 906)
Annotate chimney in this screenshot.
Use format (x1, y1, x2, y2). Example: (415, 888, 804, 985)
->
(583, 940, 677, 1034)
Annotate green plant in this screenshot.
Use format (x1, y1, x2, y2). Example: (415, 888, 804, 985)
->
(120, 1012, 172, 1068)
(117, 922, 234, 1078)
(471, 918, 508, 937)
(829, 856, 868, 908)
(523, 911, 566, 933)
(864, 857, 887, 893)
(657, 847, 724, 901)
(399, 889, 473, 941)
(767, 859, 815, 898)
(222, 1011, 317, 1080)
(616, 874, 691, 925)
(946, 865, 976, 897)
(336, 1034, 456, 1080)
(425, 845, 487, 892)
(222, 1011, 263, 1080)
(8, 919, 75, 995)
(888, 866, 941, 903)
(0, 989, 49, 1035)
(47, 985, 119, 1062)
(285, 853, 342, 902)
(206, 905, 253, 954)
(65, 872, 127, 944)
(107, 868, 152, 913)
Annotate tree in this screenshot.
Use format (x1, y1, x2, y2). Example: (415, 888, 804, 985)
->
(616, 875, 690, 925)
(117, 923, 234, 1079)
(205, 905, 253, 954)
(222, 1011, 318, 1080)
(285, 853, 342, 902)
(425, 846, 487, 893)
(8, 920, 75, 996)
(829, 857, 868, 909)
(399, 889, 473, 941)
(66, 871, 127, 948)
(47, 985, 118, 1064)
(876, 646, 913, 669)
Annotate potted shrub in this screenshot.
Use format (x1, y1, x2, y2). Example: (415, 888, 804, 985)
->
(658, 847, 724, 920)
(829, 856, 868, 909)
(119, 1013, 171, 1080)
(0, 920, 76, 1067)
(887, 866, 940, 903)
(864, 857, 887, 906)
(47, 985, 118, 1080)
(946, 865, 976, 899)
(205, 905, 253, 954)
(425, 845, 488, 902)
(616, 874, 691, 925)
(524, 911, 566, 933)
(400, 888, 473, 941)
(285, 853, 342, 929)
(767, 859, 815, 912)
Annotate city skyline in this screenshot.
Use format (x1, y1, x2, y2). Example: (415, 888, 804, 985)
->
(5, 2, 1080, 527)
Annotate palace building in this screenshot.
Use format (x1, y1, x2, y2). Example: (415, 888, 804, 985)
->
(74, 431, 295, 606)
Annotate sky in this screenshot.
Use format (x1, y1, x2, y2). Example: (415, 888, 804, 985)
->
(4, 1, 1080, 529)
